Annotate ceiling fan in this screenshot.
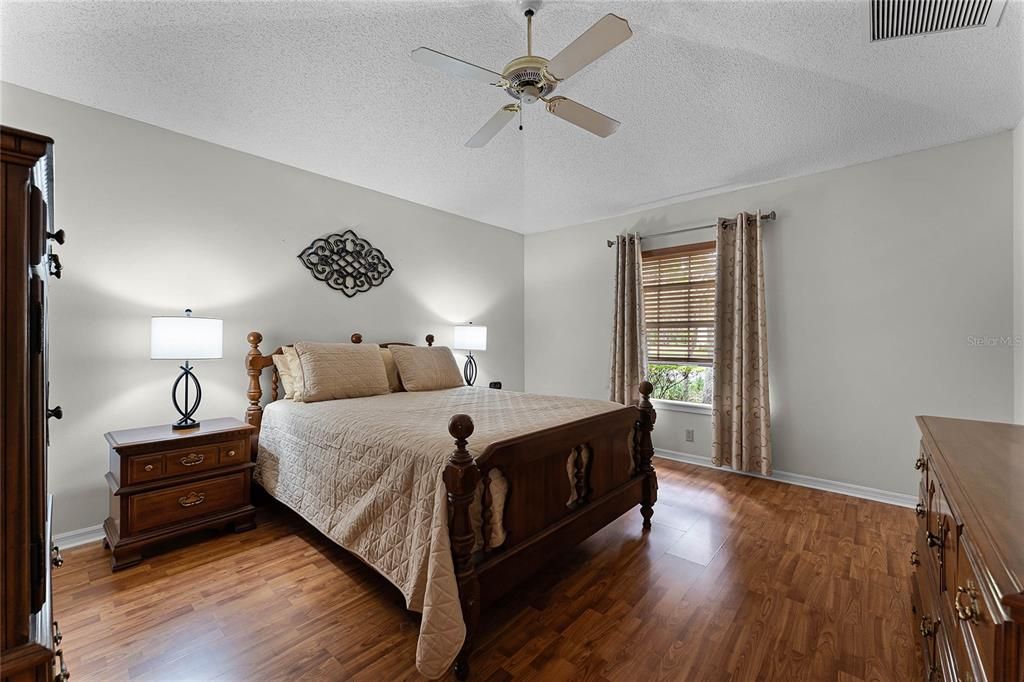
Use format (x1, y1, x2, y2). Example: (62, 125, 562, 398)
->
(411, 1, 632, 148)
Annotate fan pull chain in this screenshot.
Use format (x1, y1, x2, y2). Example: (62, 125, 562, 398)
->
(519, 105, 523, 131)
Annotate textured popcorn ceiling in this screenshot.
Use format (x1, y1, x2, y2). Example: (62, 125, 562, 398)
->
(1, 1, 1022, 233)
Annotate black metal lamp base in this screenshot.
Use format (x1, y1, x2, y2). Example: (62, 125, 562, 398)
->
(171, 361, 203, 429)
(463, 353, 478, 386)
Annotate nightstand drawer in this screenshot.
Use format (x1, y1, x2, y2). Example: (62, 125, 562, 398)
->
(129, 454, 165, 483)
(128, 472, 248, 533)
(218, 440, 246, 465)
(162, 443, 222, 477)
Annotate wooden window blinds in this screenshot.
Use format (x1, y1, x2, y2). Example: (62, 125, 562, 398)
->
(642, 241, 716, 366)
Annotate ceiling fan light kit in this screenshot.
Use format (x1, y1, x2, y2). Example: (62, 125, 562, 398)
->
(410, 3, 632, 147)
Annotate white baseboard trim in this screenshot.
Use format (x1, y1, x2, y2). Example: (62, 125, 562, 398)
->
(53, 524, 105, 549)
(655, 448, 917, 509)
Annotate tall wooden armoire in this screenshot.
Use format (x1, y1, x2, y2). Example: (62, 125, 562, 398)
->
(1, 126, 67, 681)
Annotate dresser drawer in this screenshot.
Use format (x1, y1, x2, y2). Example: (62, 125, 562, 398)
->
(913, 546, 944, 681)
(127, 472, 248, 533)
(162, 443, 222, 477)
(129, 454, 165, 483)
(217, 440, 246, 466)
(125, 439, 248, 484)
(924, 478, 954, 592)
(950, 531, 1000, 681)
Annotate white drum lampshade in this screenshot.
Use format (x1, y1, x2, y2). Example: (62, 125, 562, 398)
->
(453, 323, 486, 386)
(151, 315, 223, 360)
(453, 324, 487, 352)
(150, 309, 222, 430)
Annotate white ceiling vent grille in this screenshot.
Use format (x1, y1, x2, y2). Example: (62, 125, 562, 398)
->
(870, 0, 1007, 41)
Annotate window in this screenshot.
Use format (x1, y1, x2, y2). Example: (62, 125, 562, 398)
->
(642, 241, 716, 404)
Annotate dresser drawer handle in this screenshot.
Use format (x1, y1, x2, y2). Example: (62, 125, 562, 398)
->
(144, 464, 154, 472)
(55, 648, 69, 681)
(926, 531, 942, 548)
(52, 620, 62, 646)
(910, 550, 920, 566)
(919, 616, 936, 638)
(180, 452, 204, 466)
(914, 456, 926, 471)
(51, 545, 64, 568)
(955, 581, 981, 624)
(178, 492, 205, 507)
(915, 503, 925, 517)
(225, 450, 236, 458)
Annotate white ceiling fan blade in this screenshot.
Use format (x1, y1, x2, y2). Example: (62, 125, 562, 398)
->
(545, 97, 620, 138)
(465, 105, 518, 148)
(411, 47, 503, 86)
(545, 14, 632, 82)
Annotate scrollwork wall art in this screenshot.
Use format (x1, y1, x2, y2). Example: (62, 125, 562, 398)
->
(297, 229, 394, 298)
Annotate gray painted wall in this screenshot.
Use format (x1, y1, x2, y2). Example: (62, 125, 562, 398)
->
(1014, 117, 1024, 423)
(525, 134, 1015, 497)
(2, 83, 525, 535)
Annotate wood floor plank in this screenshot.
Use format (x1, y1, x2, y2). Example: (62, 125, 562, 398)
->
(52, 458, 922, 680)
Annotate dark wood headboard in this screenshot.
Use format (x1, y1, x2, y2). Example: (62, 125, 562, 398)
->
(243, 331, 435, 456)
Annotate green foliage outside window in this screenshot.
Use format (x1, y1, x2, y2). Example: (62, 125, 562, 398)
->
(647, 364, 713, 404)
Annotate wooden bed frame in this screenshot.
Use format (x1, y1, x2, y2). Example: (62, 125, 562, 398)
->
(243, 331, 657, 679)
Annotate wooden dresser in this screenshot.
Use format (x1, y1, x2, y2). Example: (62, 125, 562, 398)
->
(104, 418, 256, 570)
(1, 127, 66, 681)
(913, 416, 1024, 681)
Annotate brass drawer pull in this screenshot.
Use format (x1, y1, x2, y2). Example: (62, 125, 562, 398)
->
(915, 503, 925, 517)
(178, 492, 205, 507)
(910, 550, 920, 566)
(914, 456, 926, 471)
(225, 450, 236, 458)
(919, 616, 936, 638)
(144, 464, 154, 472)
(52, 620, 62, 646)
(926, 531, 942, 548)
(955, 581, 981, 624)
(51, 545, 64, 568)
(180, 452, 204, 466)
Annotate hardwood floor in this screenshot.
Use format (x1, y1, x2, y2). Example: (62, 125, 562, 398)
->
(53, 459, 922, 681)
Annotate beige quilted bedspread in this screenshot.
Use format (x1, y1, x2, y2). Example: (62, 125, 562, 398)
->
(253, 386, 623, 678)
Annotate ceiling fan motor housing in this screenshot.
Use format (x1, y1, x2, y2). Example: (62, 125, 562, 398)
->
(502, 55, 556, 103)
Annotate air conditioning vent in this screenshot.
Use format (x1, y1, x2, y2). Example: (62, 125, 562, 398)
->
(870, 0, 1007, 41)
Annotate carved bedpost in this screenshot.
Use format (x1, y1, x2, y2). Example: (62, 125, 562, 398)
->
(444, 414, 480, 681)
(637, 380, 658, 531)
(245, 331, 265, 457)
(426, 334, 434, 347)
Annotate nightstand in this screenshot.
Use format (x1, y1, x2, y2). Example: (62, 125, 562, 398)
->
(103, 417, 256, 571)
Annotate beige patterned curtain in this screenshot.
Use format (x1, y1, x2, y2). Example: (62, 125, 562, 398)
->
(609, 233, 647, 405)
(712, 212, 772, 475)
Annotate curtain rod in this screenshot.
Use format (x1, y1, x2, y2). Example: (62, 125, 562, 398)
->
(605, 210, 776, 247)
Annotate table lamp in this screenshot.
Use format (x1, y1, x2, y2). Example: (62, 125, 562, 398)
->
(151, 309, 223, 430)
(453, 323, 487, 386)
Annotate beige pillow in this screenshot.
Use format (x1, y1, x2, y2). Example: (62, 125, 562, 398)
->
(293, 342, 390, 402)
(282, 346, 303, 400)
(272, 354, 295, 399)
(390, 346, 464, 392)
(380, 348, 404, 393)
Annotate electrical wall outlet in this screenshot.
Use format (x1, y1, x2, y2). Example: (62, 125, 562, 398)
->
(685, 429, 695, 442)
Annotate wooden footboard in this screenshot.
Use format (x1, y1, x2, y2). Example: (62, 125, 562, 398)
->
(444, 382, 657, 679)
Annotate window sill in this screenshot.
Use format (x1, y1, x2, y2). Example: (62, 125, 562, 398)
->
(651, 399, 712, 415)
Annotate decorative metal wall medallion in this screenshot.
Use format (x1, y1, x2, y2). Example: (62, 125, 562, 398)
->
(297, 229, 394, 298)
